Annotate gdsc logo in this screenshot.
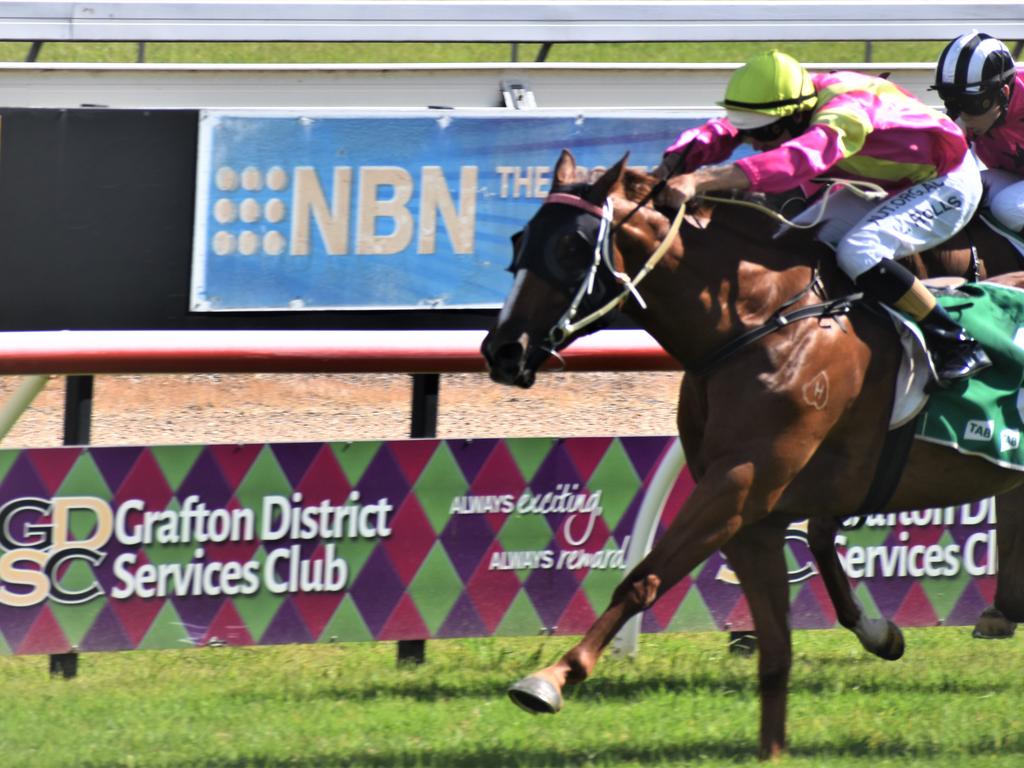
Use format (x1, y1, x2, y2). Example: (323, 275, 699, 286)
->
(0, 497, 113, 607)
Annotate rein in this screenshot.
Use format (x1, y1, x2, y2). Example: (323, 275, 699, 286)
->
(537, 173, 886, 373)
(697, 177, 888, 229)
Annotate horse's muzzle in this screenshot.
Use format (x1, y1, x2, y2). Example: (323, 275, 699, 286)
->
(480, 333, 538, 389)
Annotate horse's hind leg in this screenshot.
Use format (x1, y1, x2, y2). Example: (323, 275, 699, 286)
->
(973, 605, 1016, 639)
(807, 516, 904, 659)
(977, 486, 1024, 636)
(722, 519, 791, 760)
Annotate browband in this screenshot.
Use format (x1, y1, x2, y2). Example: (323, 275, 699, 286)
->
(544, 192, 607, 218)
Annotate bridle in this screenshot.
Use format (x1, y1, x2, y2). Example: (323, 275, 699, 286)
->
(531, 191, 688, 351)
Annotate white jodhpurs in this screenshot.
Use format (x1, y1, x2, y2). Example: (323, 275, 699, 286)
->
(982, 167, 1024, 232)
(789, 153, 984, 280)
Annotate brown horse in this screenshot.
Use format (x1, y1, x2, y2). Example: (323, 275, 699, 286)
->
(480, 149, 1024, 759)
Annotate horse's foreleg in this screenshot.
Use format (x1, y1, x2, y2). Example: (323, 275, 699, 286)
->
(992, 488, 1024, 626)
(509, 462, 762, 714)
(972, 487, 1024, 638)
(807, 517, 904, 660)
(722, 520, 791, 761)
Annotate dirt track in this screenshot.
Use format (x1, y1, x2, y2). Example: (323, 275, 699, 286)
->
(0, 371, 684, 448)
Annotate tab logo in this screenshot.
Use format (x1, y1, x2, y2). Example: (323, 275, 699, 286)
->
(1001, 428, 1020, 452)
(964, 420, 995, 441)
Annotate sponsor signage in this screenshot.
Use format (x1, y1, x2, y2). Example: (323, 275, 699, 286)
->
(0, 437, 996, 653)
(191, 111, 737, 312)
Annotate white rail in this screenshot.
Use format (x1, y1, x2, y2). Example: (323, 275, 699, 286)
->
(0, 61, 940, 109)
(0, 2, 1021, 43)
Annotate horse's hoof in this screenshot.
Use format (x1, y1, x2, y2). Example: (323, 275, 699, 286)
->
(972, 607, 1017, 640)
(880, 621, 905, 660)
(508, 676, 563, 714)
(856, 617, 905, 661)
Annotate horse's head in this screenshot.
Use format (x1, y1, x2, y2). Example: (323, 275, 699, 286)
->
(481, 149, 630, 388)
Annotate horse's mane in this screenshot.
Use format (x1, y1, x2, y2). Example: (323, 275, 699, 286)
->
(619, 167, 826, 260)
(620, 167, 660, 206)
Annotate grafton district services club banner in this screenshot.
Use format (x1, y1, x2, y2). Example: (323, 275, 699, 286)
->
(0, 436, 999, 654)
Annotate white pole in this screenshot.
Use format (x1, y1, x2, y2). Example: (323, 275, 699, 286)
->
(0, 375, 51, 442)
(611, 436, 685, 657)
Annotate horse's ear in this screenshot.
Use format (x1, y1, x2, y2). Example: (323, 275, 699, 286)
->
(554, 149, 577, 187)
(588, 152, 629, 202)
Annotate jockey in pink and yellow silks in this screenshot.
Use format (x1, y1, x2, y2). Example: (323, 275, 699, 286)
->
(658, 50, 991, 384)
(664, 72, 968, 196)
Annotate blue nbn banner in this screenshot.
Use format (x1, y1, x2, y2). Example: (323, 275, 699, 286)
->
(191, 110, 728, 312)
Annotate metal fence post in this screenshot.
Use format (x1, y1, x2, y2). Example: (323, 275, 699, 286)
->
(397, 373, 439, 665)
(50, 374, 93, 679)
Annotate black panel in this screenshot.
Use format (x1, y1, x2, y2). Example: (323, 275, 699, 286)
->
(0, 108, 501, 331)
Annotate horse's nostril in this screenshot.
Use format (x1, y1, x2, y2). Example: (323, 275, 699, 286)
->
(494, 342, 526, 365)
(483, 340, 529, 386)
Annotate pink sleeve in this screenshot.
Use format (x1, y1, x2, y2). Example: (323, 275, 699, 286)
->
(662, 118, 742, 173)
(735, 125, 847, 193)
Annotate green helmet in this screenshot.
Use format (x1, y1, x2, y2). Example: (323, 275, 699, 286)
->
(720, 50, 816, 124)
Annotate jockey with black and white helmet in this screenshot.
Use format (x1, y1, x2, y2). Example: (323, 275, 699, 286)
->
(934, 32, 1024, 233)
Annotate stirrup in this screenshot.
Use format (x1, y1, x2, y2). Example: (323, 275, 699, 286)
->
(932, 345, 992, 385)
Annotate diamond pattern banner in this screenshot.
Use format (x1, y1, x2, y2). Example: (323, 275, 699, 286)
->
(0, 437, 998, 654)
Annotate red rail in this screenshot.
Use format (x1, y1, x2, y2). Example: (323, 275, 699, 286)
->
(0, 329, 679, 375)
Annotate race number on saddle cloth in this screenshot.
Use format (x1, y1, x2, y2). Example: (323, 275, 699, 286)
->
(909, 281, 1024, 470)
(658, 49, 990, 385)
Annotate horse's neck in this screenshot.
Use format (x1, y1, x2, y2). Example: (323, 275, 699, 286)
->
(619, 203, 821, 368)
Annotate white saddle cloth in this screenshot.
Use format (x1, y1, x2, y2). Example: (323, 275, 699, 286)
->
(883, 278, 963, 429)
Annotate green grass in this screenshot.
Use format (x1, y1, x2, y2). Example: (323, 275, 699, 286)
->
(0, 627, 1020, 766)
(0, 40, 950, 65)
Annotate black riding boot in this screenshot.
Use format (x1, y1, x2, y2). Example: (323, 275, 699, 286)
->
(854, 260, 991, 385)
(917, 304, 992, 384)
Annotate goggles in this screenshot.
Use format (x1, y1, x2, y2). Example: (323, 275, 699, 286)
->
(936, 86, 1001, 118)
(737, 119, 788, 143)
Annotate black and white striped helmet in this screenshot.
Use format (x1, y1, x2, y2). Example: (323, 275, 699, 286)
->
(935, 32, 1016, 97)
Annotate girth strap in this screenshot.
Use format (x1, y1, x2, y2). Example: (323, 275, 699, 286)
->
(852, 412, 921, 518)
(689, 292, 864, 377)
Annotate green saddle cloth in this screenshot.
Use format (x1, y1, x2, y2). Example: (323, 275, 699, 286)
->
(917, 281, 1024, 470)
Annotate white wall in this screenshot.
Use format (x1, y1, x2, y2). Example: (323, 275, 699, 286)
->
(0, 62, 940, 110)
(1, 2, 1021, 43)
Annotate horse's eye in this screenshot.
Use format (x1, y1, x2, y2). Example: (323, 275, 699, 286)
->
(549, 232, 590, 279)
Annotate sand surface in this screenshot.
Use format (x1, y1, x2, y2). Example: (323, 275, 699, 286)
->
(0, 371, 684, 448)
